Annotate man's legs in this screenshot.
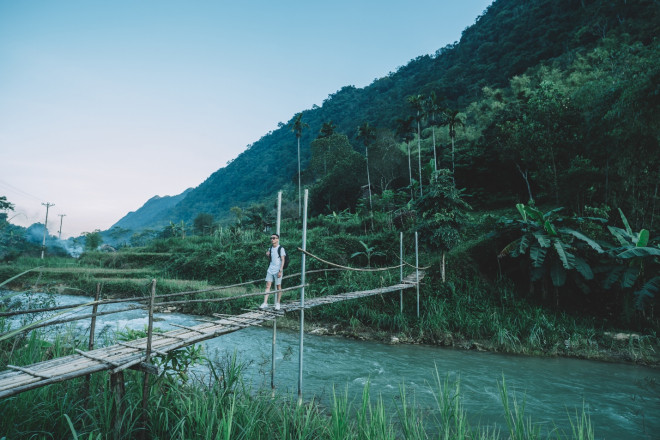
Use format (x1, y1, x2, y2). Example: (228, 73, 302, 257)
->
(275, 283, 282, 309)
(261, 280, 273, 308)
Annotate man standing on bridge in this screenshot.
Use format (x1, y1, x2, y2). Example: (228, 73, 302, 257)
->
(261, 233, 286, 310)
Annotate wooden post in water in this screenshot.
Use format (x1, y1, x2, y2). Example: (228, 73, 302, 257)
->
(140, 279, 157, 438)
(271, 191, 282, 397)
(298, 189, 308, 405)
(415, 232, 420, 318)
(399, 232, 403, 313)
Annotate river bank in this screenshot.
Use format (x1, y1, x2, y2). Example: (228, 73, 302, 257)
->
(260, 313, 660, 368)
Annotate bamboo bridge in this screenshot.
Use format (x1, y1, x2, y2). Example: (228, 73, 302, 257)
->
(0, 270, 423, 399)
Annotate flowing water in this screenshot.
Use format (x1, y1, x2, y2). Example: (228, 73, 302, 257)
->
(4, 292, 660, 439)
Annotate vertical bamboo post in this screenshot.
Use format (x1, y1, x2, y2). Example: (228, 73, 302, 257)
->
(141, 279, 156, 438)
(298, 189, 308, 405)
(415, 231, 420, 319)
(271, 191, 282, 396)
(89, 283, 101, 350)
(399, 232, 403, 313)
(111, 371, 125, 440)
(276, 191, 282, 233)
(84, 283, 101, 403)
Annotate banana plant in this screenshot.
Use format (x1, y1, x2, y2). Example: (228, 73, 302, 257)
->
(602, 209, 660, 309)
(499, 204, 604, 288)
(350, 241, 385, 268)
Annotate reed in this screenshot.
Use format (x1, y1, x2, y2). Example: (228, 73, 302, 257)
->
(0, 357, 598, 439)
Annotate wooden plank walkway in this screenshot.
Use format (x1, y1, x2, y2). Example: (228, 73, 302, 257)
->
(0, 271, 423, 399)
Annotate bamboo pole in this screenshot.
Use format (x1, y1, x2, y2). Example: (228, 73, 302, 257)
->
(400, 232, 403, 313)
(415, 232, 420, 319)
(111, 371, 125, 440)
(141, 279, 156, 439)
(89, 283, 101, 351)
(155, 284, 304, 307)
(298, 189, 308, 405)
(272, 190, 282, 396)
(84, 283, 101, 403)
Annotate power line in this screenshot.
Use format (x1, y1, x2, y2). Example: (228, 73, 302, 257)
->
(0, 179, 43, 202)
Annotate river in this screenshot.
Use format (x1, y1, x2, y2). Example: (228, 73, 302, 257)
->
(4, 292, 659, 439)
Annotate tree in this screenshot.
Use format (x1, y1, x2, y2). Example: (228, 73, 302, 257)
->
(425, 92, 442, 174)
(290, 113, 309, 217)
(356, 122, 376, 213)
(83, 230, 103, 251)
(369, 129, 407, 192)
(0, 196, 14, 212)
(414, 169, 471, 282)
(408, 94, 425, 198)
(243, 204, 273, 231)
(308, 134, 365, 214)
(193, 213, 215, 235)
(396, 116, 415, 199)
(230, 206, 243, 226)
(318, 121, 336, 138)
(442, 109, 464, 177)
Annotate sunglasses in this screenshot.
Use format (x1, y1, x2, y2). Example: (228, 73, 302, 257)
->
(270, 237, 278, 240)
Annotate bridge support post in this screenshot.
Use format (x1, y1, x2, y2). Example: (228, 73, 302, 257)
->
(298, 189, 308, 405)
(415, 232, 420, 319)
(272, 191, 282, 397)
(110, 371, 125, 440)
(84, 283, 101, 404)
(89, 283, 101, 351)
(400, 232, 403, 313)
(140, 279, 157, 438)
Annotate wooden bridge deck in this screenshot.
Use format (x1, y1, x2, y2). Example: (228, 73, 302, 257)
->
(0, 271, 423, 399)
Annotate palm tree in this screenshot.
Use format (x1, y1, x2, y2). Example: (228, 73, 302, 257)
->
(396, 116, 415, 199)
(425, 92, 441, 175)
(408, 95, 424, 198)
(357, 122, 376, 212)
(291, 113, 309, 217)
(443, 109, 464, 177)
(318, 120, 335, 138)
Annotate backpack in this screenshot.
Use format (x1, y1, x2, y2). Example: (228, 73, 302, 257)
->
(267, 245, 290, 270)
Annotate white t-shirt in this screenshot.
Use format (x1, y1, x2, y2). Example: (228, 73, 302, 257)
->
(267, 245, 286, 275)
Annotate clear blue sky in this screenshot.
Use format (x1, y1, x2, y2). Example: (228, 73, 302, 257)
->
(1, 0, 493, 238)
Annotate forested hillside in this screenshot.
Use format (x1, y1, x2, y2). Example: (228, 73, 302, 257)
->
(112, 0, 658, 232)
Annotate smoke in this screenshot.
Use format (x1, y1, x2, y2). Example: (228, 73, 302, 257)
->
(56, 239, 84, 258)
(24, 223, 83, 258)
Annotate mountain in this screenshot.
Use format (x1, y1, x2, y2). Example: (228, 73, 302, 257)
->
(107, 0, 659, 233)
(109, 189, 193, 233)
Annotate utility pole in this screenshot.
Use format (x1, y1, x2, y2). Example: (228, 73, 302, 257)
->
(58, 214, 66, 240)
(41, 202, 54, 259)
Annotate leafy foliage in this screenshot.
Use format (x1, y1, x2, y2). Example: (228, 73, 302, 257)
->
(498, 204, 603, 290)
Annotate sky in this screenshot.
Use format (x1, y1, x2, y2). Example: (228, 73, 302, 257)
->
(1, 0, 493, 239)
